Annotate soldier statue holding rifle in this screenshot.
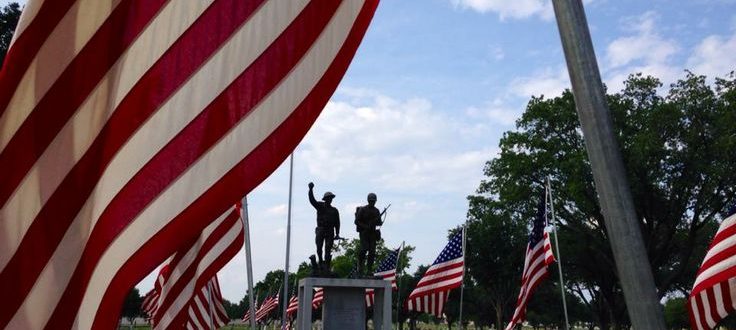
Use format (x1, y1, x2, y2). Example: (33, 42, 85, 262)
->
(308, 182, 341, 275)
(355, 193, 389, 277)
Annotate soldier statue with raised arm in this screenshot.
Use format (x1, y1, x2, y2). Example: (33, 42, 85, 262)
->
(308, 182, 340, 275)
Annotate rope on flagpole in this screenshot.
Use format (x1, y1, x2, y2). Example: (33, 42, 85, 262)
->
(548, 176, 570, 330)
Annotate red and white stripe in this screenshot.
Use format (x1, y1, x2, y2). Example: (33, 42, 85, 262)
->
(0, 1, 378, 329)
(255, 294, 279, 322)
(366, 268, 398, 307)
(184, 276, 229, 330)
(689, 210, 736, 330)
(405, 257, 464, 317)
(153, 206, 242, 329)
(286, 295, 299, 318)
(312, 288, 324, 309)
(505, 232, 555, 330)
(142, 289, 159, 320)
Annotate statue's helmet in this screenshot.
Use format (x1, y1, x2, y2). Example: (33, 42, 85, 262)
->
(323, 191, 336, 200)
(367, 193, 377, 202)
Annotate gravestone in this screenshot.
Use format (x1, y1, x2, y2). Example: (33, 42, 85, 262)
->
(296, 277, 391, 330)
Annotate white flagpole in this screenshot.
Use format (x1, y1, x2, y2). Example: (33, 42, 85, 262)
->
(458, 224, 467, 330)
(241, 196, 257, 330)
(547, 176, 570, 330)
(281, 153, 295, 330)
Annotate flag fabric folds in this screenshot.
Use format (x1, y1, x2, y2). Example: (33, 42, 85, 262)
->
(505, 192, 556, 330)
(0, 0, 379, 328)
(142, 288, 159, 320)
(241, 297, 259, 323)
(406, 232, 464, 318)
(312, 288, 324, 309)
(255, 294, 280, 322)
(153, 206, 243, 329)
(183, 275, 229, 330)
(689, 205, 736, 330)
(366, 247, 400, 307)
(286, 295, 299, 318)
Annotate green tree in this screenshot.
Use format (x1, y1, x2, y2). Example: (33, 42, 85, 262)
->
(663, 297, 688, 329)
(0, 2, 21, 66)
(464, 202, 527, 329)
(471, 71, 736, 328)
(121, 287, 143, 326)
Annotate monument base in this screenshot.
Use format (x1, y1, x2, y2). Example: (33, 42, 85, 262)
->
(296, 277, 391, 330)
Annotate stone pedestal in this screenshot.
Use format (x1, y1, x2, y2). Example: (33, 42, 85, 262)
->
(296, 277, 391, 330)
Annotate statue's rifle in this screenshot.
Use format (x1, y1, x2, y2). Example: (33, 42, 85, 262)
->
(379, 204, 391, 227)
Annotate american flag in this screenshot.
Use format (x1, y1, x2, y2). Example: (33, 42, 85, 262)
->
(406, 232, 464, 318)
(312, 288, 324, 309)
(0, 1, 378, 328)
(689, 205, 736, 330)
(256, 294, 280, 322)
(366, 247, 401, 306)
(505, 192, 556, 330)
(152, 206, 242, 329)
(241, 296, 259, 323)
(141, 288, 159, 320)
(183, 275, 229, 330)
(286, 295, 299, 318)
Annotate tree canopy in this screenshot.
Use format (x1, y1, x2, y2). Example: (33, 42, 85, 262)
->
(468, 71, 736, 328)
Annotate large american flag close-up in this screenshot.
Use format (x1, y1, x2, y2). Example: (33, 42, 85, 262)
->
(406, 232, 464, 318)
(505, 192, 556, 330)
(366, 247, 401, 307)
(0, 0, 379, 329)
(689, 206, 736, 330)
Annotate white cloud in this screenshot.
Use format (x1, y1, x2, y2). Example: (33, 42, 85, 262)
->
(450, 0, 555, 20)
(509, 67, 570, 99)
(605, 12, 679, 69)
(265, 204, 287, 216)
(300, 91, 495, 195)
(465, 98, 520, 126)
(687, 32, 736, 78)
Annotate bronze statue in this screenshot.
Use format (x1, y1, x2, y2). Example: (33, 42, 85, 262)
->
(308, 182, 340, 274)
(354, 193, 387, 277)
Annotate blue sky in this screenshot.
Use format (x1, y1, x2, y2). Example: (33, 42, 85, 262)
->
(4, 0, 736, 302)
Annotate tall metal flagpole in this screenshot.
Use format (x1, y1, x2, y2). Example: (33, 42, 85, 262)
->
(458, 225, 467, 330)
(551, 0, 666, 328)
(547, 177, 570, 330)
(281, 154, 295, 330)
(394, 241, 405, 330)
(241, 196, 257, 330)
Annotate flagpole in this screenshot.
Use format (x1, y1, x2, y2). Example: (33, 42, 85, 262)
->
(394, 241, 405, 330)
(458, 224, 467, 330)
(547, 177, 570, 330)
(241, 196, 257, 330)
(281, 153, 295, 330)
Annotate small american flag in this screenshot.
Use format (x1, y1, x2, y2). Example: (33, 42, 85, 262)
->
(366, 247, 401, 306)
(286, 295, 299, 318)
(241, 296, 259, 323)
(406, 232, 464, 317)
(312, 288, 324, 309)
(141, 289, 159, 321)
(255, 294, 279, 322)
(689, 205, 736, 330)
(505, 192, 555, 330)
